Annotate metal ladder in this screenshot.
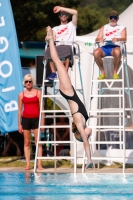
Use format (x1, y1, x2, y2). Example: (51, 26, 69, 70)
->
(34, 42, 85, 173)
(82, 42, 133, 174)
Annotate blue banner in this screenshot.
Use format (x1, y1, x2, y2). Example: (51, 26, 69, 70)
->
(0, 0, 23, 134)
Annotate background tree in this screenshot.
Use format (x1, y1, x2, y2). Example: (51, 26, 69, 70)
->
(10, 0, 81, 41)
(10, 0, 133, 41)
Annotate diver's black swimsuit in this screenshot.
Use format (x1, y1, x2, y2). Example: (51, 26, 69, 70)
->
(60, 86, 89, 122)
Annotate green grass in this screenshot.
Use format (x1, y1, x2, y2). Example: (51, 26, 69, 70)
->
(0, 156, 133, 169)
(0, 156, 73, 168)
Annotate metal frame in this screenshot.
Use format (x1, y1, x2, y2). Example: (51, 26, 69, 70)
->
(82, 42, 133, 174)
(34, 42, 85, 173)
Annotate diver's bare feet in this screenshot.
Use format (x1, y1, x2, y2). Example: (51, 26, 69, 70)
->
(85, 162, 93, 169)
(24, 165, 31, 170)
(46, 26, 54, 41)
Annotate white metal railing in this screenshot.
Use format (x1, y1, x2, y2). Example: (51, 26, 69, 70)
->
(36, 141, 77, 173)
(34, 41, 85, 173)
(82, 41, 132, 174)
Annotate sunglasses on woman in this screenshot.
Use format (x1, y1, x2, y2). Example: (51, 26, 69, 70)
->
(25, 80, 32, 84)
(110, 16, 118, 20)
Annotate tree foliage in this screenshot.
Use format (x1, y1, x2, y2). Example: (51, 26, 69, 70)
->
(77, 6, 107, 35)
(10, 0, 81, 41)
(10, 0, 133, 41)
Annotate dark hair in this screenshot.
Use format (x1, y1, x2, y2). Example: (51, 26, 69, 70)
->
(109, 10, 118, 17)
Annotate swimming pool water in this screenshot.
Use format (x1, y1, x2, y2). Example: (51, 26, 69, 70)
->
(0, 172, 133, 200)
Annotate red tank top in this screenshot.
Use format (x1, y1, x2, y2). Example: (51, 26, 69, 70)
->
(22, 91, 40, 118)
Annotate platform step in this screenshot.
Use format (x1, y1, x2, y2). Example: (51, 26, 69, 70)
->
(36, 156, 75, 160)
(40, 125, 71, 128)
(38, 141, 75, 144)
(90, 94, 123, 97)
(43, 95, 62, 97)
(92, 79, 123, 82)
(88, 109, 124, 113)
(91, 157, 123, 160)
(89, 141, 123, 144)
(41, 110, 71, 113)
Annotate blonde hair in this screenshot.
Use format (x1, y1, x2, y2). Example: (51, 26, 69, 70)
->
(23, 74, 35, 85)
(72, 122, 83, 142)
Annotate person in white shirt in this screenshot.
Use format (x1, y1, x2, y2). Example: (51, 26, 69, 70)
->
(94, 10, 127, 80)
(44, 6, 78, 80)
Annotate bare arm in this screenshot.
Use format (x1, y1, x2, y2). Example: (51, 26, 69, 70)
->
(112, 28, 127, 43)
(95, 26, 105, 43)
(120, 28, 127, 41)
(18, 93, 23, 133)
(53, 6, 78, 26)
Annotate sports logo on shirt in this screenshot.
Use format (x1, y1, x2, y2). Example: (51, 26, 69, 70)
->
(57, 27, 68, 35)
(105, 29, 120, 36)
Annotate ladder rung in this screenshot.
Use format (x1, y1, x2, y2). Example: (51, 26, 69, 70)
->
(41, 110, 71, 113)
(125, 128, 133, 131)
(88, 109, 123, 113)
(90, 115, 124, 118)
(98, 88, 125, 91)
(88, 125, 124, 128)
(45, 115, 72, 118)
(40, 125, 71, 128)
(44, 79, 59, 82)
(43, 95, 62, 97)
(89, 128, 125, 132)
(125, 108, 133, 111)
(92, 79, 123, 82)
(89, 141, 123, 144)
(90, 94, 123, 97)
(38, 141, 75, 144)
(36, 156, 74, 160)
(91, 157, 123, 160)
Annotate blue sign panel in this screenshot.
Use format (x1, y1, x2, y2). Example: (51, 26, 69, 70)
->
(0, 0, 23, 133)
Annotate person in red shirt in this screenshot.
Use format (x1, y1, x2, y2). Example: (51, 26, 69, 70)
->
(18, 74, 44, 170)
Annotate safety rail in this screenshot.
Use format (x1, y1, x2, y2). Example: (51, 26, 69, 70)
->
(34, 141, 77, 173)
(34, 40, 86, 173)
(82, 41, 133, 174)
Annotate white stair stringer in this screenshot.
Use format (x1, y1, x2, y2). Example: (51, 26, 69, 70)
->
(82, 42, 133, 174)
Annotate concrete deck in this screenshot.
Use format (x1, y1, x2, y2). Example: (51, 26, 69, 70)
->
(0, 167, 133, 173)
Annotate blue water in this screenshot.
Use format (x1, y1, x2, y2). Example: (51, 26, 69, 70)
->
(0, 173, 133, 200)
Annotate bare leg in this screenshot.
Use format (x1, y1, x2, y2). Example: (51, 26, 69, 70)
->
(46, 26, 92, 165)
(111, 47, 121, 74)
(64, 58, 70, 71)
(94, 48, 105, 74)
(46, 27, 73, 96)
(49, 61, 56, 73)
(23, 130, 31, 170)
(33, 129, 44, 170)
